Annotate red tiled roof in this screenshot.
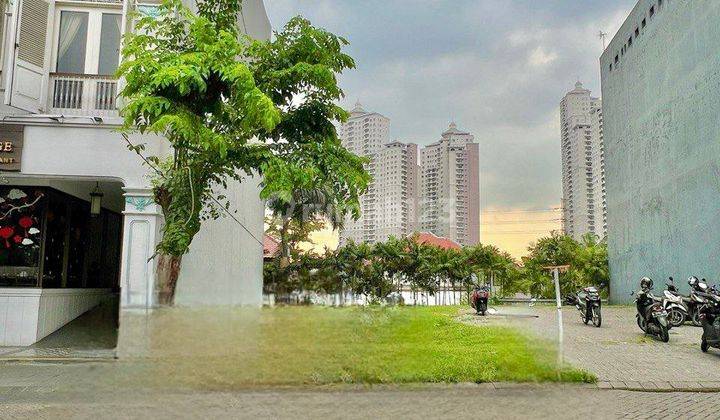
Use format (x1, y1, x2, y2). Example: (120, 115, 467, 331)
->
(263, 234, 281, 258)
(411, 232, 462, 250)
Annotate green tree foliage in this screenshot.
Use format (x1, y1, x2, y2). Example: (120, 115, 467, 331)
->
(522, 232, 609, 298)
(265, 231, 609, 304)
(265, 235, 524, 304)
(118, 0, 369, 304)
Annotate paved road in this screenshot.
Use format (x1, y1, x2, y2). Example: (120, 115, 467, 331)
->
(1, 385, 720, 419)
(2, 305, 720, 419)
(464, 305, 720, 387)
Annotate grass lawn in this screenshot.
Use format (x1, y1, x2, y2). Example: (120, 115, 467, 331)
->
(132, 305, 593, 388)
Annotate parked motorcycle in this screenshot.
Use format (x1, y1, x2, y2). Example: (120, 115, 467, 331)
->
(665, 277, 692, 326)
(633, 277, 670, 342)
(471, 285, 490, 315)
(688, 276, 711, 326)
(657, 280, 688, 328)
(699, 290, 720, 353)
(564, 286, 602, 327)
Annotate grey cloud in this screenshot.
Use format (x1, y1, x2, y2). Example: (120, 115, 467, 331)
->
(266, 0, 636, 210)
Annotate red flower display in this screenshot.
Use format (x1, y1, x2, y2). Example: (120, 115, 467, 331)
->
(19, 216, 33, 229)
(0, 226, 15, 248)
(13, 235, 22, 244)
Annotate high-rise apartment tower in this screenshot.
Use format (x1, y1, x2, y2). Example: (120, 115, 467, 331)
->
(560, 82, 607, 240)
(419, 123, 480, 247)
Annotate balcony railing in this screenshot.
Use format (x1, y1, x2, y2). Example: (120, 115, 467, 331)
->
(48, 73, 119, 118)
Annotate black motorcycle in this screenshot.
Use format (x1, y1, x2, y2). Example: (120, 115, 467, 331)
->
(687, 276, 711, 326)
(565, 286, 602, 327)
(699, 290, 720, 353)
(633, 278, 670, 342)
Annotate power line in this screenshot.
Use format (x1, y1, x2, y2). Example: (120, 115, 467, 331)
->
(482, 230, 561, 235)
(480, 219, 562, 225)
(481, 208, 561, 214)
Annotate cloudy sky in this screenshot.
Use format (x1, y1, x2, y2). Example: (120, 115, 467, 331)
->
(265, 0, 636, 257)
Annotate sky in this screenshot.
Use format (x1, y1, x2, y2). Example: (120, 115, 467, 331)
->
(265, 0, 636, 258)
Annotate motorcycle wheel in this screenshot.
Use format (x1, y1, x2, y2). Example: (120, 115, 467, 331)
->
(667, 309, 685, 328)
(636, 315, 646, 332)
(583, 310, 590, 324)
(691, 310, 702, 327)
(701, 339, 709, 353)
(591, 307, 602, 328)
(658, 324, 670, 343)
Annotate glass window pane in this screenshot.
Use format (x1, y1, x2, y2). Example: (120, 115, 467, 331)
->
(98, 14, 121, 75)
(56, 11, 88, 74)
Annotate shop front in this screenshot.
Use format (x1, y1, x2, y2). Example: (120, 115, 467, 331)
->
(0, 183, 124, 346)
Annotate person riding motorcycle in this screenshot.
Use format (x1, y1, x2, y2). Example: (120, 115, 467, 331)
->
(470, 285, 490, 316)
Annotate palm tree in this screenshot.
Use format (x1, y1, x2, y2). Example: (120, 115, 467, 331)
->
(267, 187, 343, 268)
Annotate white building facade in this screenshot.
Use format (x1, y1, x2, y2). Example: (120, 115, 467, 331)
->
(375, 141, 419, 241)
(338, 103, 420, 244)
(419, 123, 480, 247)
(560, 82, 607, 241)
(0, 0, 271, 347)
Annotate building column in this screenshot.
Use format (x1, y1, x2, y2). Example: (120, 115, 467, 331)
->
(119, 187, 162, 309)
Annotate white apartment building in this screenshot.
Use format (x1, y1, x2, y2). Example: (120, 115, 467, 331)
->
(0, 0, 271, 347)
(338, 103, 419, 244)
(419, 123, 480, 247)
(375, 141, 419, 241)
(560, 82, 607, 240)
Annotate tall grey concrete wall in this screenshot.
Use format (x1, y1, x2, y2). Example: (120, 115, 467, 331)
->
(600, 0, 720, 302)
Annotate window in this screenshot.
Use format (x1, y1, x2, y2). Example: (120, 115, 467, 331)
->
(54, 8, 122, 75)
(628, 37, 632, 47)
(642, 18, 646, 28)
(98, 14, 122, 75)
(56, 11, 89, 73)
(635, 27, 640, 37)
(649, 5, 655, 17)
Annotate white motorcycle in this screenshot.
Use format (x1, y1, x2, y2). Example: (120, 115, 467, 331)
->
(655, 289, 688, 329)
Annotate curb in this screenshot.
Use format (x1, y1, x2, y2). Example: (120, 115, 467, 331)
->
(596, 380, 720, 392)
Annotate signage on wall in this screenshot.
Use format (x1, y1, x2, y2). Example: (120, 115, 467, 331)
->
(0, 125, 23, 171)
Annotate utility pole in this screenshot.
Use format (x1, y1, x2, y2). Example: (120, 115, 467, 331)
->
(598, 31, 608, 50)
(544, 265, 570, 369)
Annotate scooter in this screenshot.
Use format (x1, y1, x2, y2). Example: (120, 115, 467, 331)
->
(665, 277, 692, 326)
(699, 291, 720, 353)
(658, 288, 688, 328)
(565, 286, 602, 327)
(633, 278, 670, 342)
(471, 285, 490, 316)
(688, 276, 711, 326)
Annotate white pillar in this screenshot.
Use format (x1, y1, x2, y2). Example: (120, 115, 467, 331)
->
(119, 188, 162, 310)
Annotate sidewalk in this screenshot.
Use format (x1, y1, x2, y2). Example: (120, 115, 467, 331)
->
(461, 305, 720, 391)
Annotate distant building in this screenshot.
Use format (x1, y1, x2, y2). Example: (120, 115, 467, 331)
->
(559, 82, 607, 240)
(375, 142, 419, 241)
(600, 0, 720, 302)
(419, 123, 480, 247)
(338, 103, 419, 244)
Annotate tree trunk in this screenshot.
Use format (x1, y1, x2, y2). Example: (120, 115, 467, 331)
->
(279, 218, 291, 269)
(157, 253, 183, 306)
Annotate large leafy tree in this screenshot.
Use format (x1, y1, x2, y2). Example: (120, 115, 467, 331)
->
(118, 0, 368, 304)
(522, 232, 609, 298)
